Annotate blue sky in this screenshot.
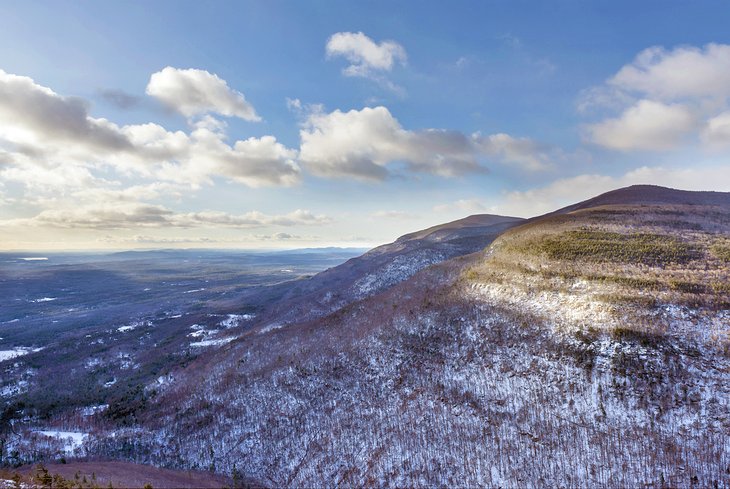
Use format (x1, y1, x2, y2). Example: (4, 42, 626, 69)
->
(1, 1, 729, 250)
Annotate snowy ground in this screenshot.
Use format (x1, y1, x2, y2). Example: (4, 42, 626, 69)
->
(33, 430, 89, 455)
(0, 347, 42, 362)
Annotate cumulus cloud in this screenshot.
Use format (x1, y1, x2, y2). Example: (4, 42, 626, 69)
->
(129, 120, 300, 188)
(585, 100, 697, 151)
(146, 67, 260, 120)
(609, 44, 730, 100)
(299, 106, 551, 180)
(147, 127, 300, 187)
(0, 69, 299, 189)
(473, 133, 552, 171)
(213, 135, 299, 187)
(0, 69, 131, 157)
(701, 111, 730, 148)
(299, 106, 478, 180)
(582, 43, 730, 152)
(326, 32, 406, 78)
(0, 164, 101, 191)
(4, 204, 331, 230)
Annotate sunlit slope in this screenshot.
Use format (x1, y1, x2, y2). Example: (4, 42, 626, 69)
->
(464, 202, 730, 345)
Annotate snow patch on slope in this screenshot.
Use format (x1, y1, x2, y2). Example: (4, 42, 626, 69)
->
(0, 347, 43, 362)
(469, 280, 616, 330)
(354, 251, 446, 298)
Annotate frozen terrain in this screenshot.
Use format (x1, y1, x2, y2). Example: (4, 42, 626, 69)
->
(1, 186, 728, 488)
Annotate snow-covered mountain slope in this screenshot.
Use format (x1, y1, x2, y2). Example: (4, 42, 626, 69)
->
(47, 187, 730, 486)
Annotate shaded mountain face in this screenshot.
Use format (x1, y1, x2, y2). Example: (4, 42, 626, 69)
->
(244, 214, 523, 328)
(11, 186, 730, 487)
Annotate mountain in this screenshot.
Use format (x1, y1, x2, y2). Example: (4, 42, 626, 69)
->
(14, 186, 730, 487)
(555, 184, 730, 213)
(467, 185, 730, 327)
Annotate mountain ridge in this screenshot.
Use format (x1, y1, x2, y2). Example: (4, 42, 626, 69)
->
(236, 212, 524, 329)
(552, 184, 730, 215)
(5, 184, 729, 488)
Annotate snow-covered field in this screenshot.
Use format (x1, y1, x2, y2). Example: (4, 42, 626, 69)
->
(35, 431, 87, 449)
(0, 347, 42, 362)
(117, 321, 149, 333)
(189, 337, 234, 348)
(219, 313, 254, 328)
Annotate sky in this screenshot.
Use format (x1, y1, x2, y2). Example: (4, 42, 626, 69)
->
(1, 1, 730, 251)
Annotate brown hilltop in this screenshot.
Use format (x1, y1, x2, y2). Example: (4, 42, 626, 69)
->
(554, 184, 730, 215)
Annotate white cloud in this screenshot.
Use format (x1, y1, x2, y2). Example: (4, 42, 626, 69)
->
(220, 135, 299, 187)
(585, 100, 697, 151)
(124, 120, 300, 188)
(326, 32, 406, 78)
(0, 69, 299, 189)
(0, 69, 131, 158)
(472, 133, 552, 171)
(701, 111, 730, 148)
(299, 106, 551, 180)
(154, 127, 300, 188)
(11, 182, 186, 214)
(70, 182, 184, 203)
(497, 165, 730, 217)
(581, 43, 730, 152)
(4, 204, 331, 230)
(286, 97, 302, 111)
(123, 121, 191, 154)
(610, 44, 730, 100)
(146, 67, 260, 120)
(299, 106, 478, 180)
(0, 164, 101, 191)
